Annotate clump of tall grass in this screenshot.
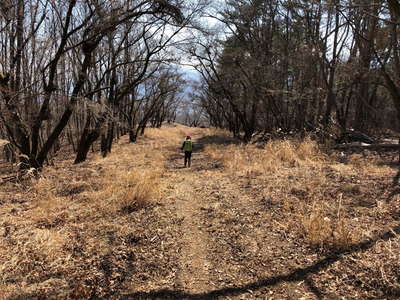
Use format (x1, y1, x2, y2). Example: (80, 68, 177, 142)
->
(99, 170, 161, 214)
(279, 192, 363, 252)
(301, 209, 358, 251)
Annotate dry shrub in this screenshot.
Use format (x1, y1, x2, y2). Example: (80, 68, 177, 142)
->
(144, 150, 166, 171)
(93, 144, 165, 214)
(278, 182, 362, 252)
(31, 228, 67, 260)
(0, 127, 172, 298)
(0, 177, 70, 297)
(302, 212, 331, 247)
(346, 153, 389, 170)
(329, 163, 357, 175)
(205, 144, 257, 175)
(266, 140, 298, 166)
(361, 163, 393, 177)
(0, 279, 69, 300)
(333, 152, 392, 176)
(78, 136, 168, 222)
(204, 144, 224, 160)
(34, 177, 56, 198)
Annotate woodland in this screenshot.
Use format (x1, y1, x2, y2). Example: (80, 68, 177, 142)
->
(0, 0, 400, 168)
(1, 1, 400, 299)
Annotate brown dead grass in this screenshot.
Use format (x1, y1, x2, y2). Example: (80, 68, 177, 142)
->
(205, 135, 396, 253)
(199, 130, 399, 298)
(205, 137, 325, 175)
(0, 125, 398, 299)
(300, 201, 360, 251)
(100, 170, 161, 214)
(0, 126, 184, 299)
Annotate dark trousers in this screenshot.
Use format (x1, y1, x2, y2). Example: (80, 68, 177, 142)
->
(184, 151, 192, 167)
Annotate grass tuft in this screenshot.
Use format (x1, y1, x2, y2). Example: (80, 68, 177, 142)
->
(106, 170, 161, 214)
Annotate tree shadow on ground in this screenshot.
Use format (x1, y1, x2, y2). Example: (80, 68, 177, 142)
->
(122, 225, 400, 299)
(304, 276, 324, 300)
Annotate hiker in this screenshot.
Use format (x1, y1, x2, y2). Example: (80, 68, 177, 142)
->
(181, 136, 193, 167)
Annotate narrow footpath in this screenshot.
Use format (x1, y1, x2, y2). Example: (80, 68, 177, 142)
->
(166, 135, 214, 294)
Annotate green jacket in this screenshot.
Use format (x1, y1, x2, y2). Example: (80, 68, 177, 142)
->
(181, 140, 193, 152)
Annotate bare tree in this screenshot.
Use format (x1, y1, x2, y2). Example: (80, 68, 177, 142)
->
(188, 0, 399, 141)
(0, 0, 210, 168)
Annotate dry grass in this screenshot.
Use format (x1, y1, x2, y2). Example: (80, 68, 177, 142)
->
(205, 137, 325, 175)
(0, 126, 398, 299)
(144, 124, 195, 144)
(300, 202, 360, 251)
(205, 135, 396, 253)
(99, 170, 161, 214)
(0, 130, 173, 299)
(277, 186, 363, 252)
(201, 133, 399, 298)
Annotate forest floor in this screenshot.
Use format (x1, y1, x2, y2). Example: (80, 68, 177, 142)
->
(1, 124, 400, 299)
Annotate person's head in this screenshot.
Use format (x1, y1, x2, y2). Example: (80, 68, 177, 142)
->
(186, 136, 191, 140)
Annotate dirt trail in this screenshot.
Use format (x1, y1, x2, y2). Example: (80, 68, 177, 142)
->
(174, 174, 211, 293)
(167, 135, 213, 294)
(123, 129, 324, 299)
(156, 131, 323, 299)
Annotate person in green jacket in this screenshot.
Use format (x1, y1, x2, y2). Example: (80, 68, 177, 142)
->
(181, 136, 193, 167)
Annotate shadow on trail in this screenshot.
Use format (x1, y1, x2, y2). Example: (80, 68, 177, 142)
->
(122, 225, 400, 299)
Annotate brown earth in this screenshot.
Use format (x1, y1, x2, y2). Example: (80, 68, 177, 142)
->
(1, 125, 400, 299)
